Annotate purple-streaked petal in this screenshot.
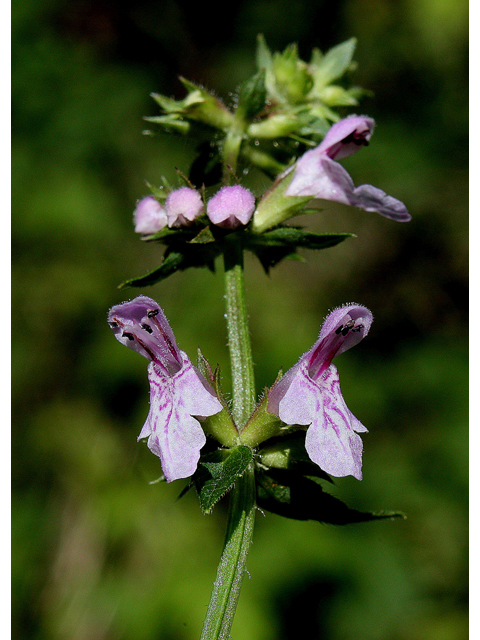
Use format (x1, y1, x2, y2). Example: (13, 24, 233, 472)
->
(134, 196, 168, 234)
(207, 185, 255, 229)
(305, 365, 365, 480)
(349, 183, 411, 221)
(267, 361, 316, 426)
(108, 296, 182, 374)
(284, 149, 350, 199)
(268, 361, 366, 480)
(165, 187, 204, 227)
(316, 115, 375, 160)
(267, 303, 372, 480)
(138, 359, 221, 482)
(287, 156, 410, 222)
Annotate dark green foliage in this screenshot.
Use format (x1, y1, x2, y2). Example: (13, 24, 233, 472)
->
(120, 224, 354, 287)
(193, 447, 254, 514)
(256, 467, 404, 525)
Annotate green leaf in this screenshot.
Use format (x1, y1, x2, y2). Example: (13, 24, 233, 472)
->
(256, 34, 273, 73)
(151, 91, 203, 113)
(257, 431, 335, 484)
(317, 85, 360, 107)
(118, 251, 186, 289)
(143, 114, 190, 134)
(310, 38, 357, 91)
(194, 447, 254, 514)
(256, 468, 405, 525)
(248, 227, 355, 249)
(189, 225, 216, 244)
(236, 70, 267, 121)
(119, 229, 227, 287)
(245, 226, 355, 272)
(144, 181, 168, 200)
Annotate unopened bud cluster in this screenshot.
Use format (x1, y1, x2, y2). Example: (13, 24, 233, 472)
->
(134, 185, 256, 234)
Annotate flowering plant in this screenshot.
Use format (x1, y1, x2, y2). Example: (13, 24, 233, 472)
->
(108, 36, 407, 639)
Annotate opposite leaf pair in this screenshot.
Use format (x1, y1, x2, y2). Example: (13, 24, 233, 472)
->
(108, 296, 372, 483)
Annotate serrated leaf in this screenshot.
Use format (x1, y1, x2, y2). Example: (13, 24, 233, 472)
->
(119, 232, 225, 287)
(256, 468, 405, 525)
(248, 227, 355, 249)
(194, 447, 254, 514)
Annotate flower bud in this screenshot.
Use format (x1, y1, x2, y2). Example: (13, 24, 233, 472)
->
(165, 187, 204, 227)
(133, 196, 168, 235)
(207, 185, 255, 229)
(247, 114, 300, 139)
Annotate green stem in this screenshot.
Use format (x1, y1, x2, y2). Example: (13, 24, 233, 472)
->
(199, 240, 257, 640)
(199, 466, 256, 640)
(223, 239, 256, 426)
(222, 129, 243, 183)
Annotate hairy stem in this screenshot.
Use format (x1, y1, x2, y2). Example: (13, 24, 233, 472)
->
(199, 241, 257, 640)
(223, 238, 256, 427)
(199, 465, 256, 640)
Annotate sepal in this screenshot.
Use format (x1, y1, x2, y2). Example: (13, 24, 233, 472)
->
(252, 170, 313, 233)
(235, 70, 267, 121)
(179, 78, 234, 130)
(150, 79, 234, 133)
(239, 387, 285, 447)
(197, 350, 239, 447)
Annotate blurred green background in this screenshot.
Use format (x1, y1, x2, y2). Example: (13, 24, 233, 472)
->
(12, 0, 468, 639)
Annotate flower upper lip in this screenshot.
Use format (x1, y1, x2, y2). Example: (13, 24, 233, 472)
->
(284, 115, 411, 222)
(108, 295, 223, 482)
(267, 304, 373, 480)
(108, 298, 183, 375)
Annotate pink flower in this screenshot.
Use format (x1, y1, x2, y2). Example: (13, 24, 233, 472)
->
(108, 296, 222, 482)
(268, 304, 373, 480)
(165, 187, 204, 227)
(133, 196, 168, 234)
(207, 185, 255, 229)
(285, 116, 410, 222)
